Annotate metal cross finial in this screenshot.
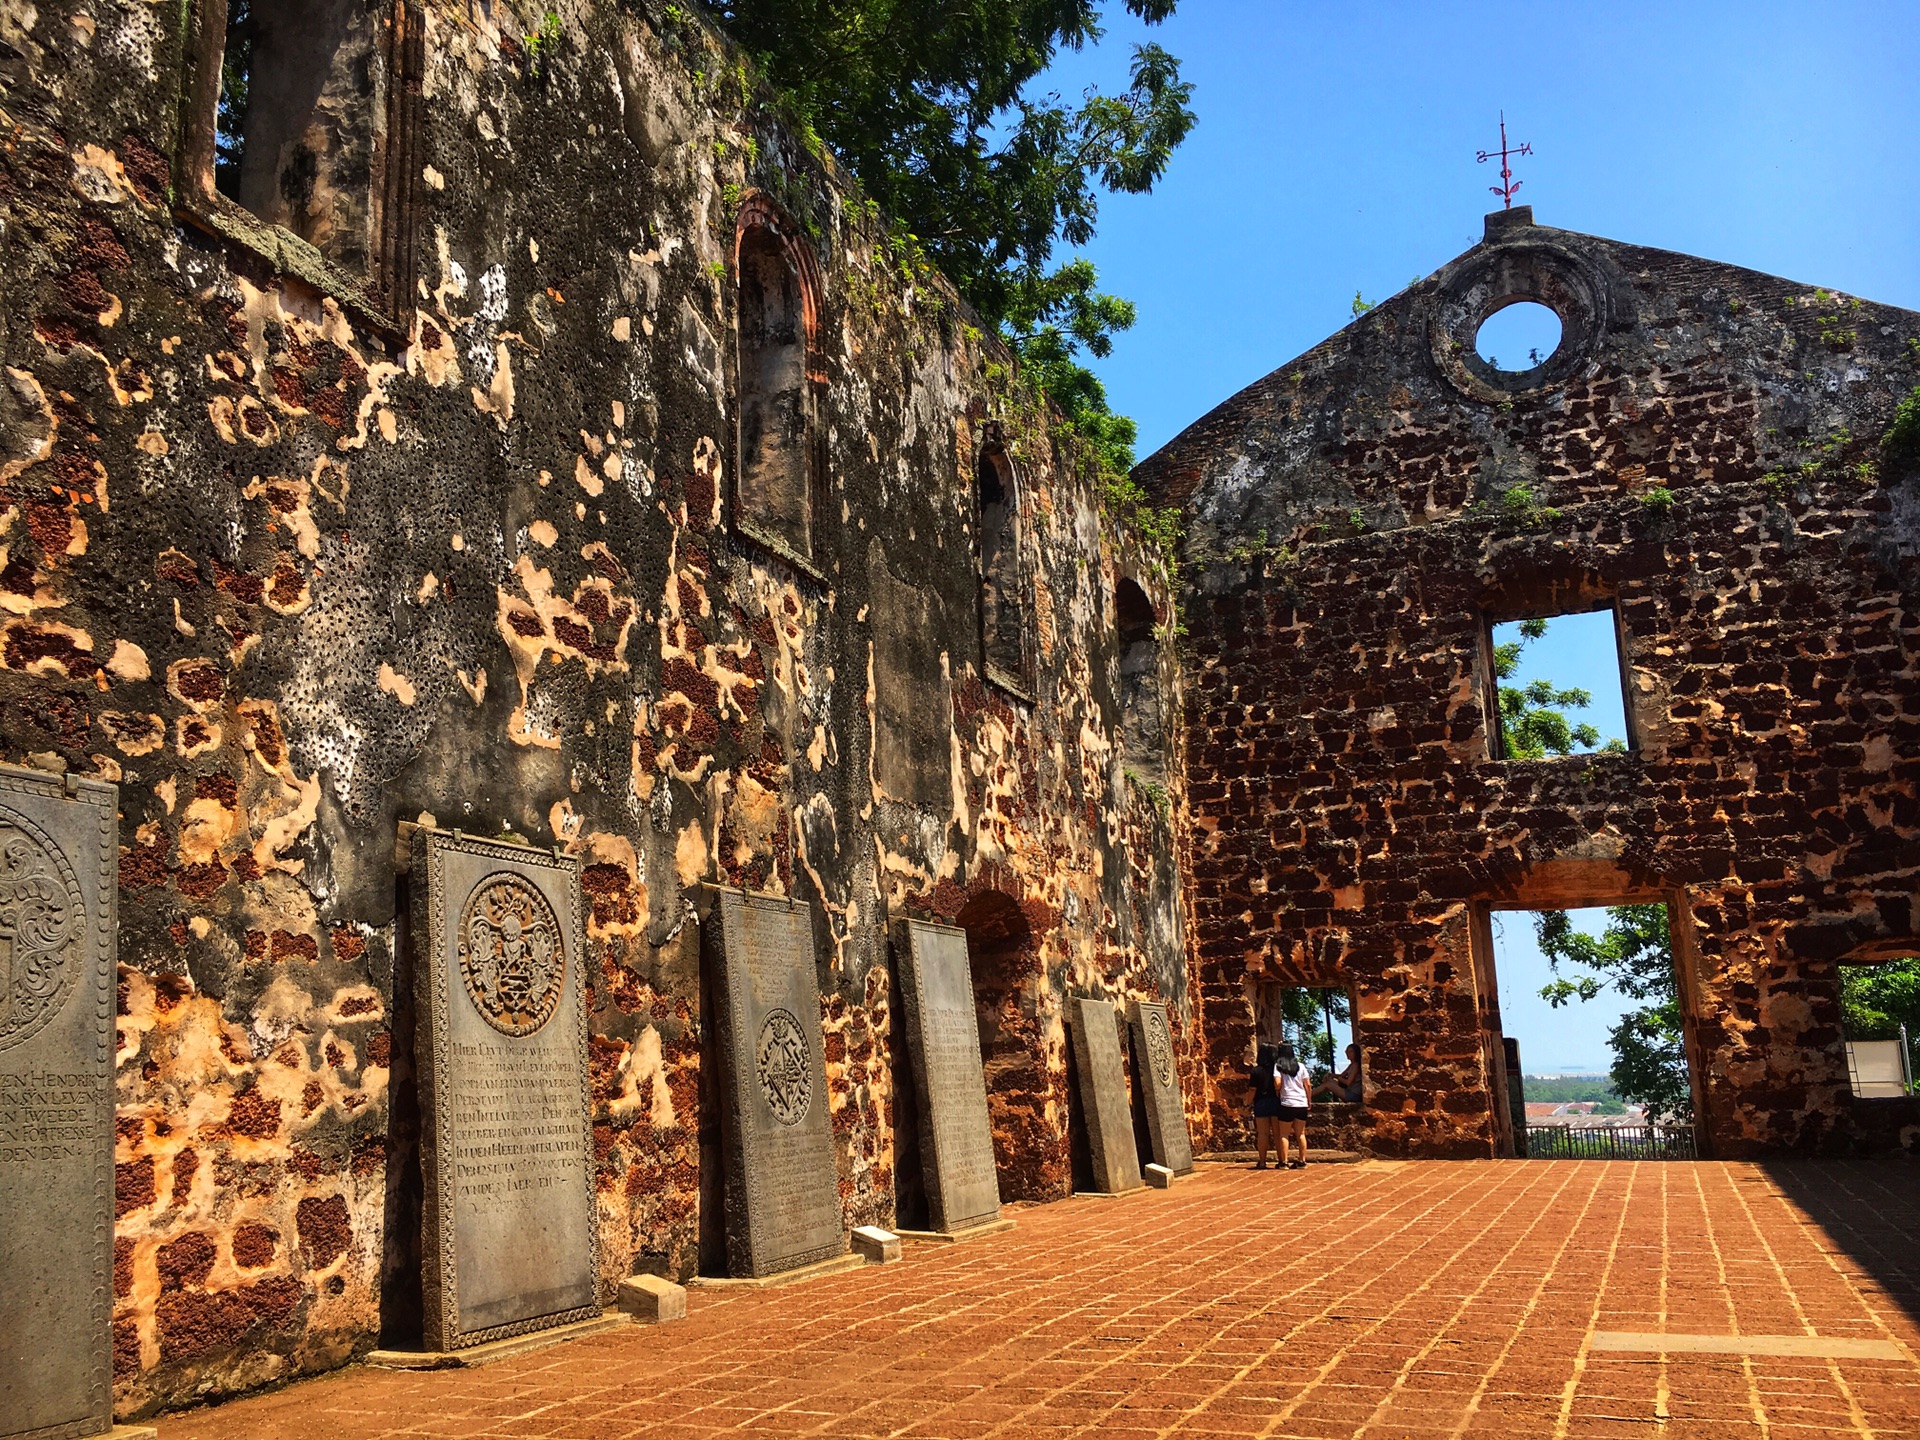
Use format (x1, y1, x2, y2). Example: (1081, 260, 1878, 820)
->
(1476, 112, 1534, 209)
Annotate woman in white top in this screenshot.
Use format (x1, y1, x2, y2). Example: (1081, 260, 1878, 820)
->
(1271, 1042, 1311, 1170)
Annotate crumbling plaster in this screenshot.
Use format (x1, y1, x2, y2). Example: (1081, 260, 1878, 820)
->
(0, 0, 1186, 1416)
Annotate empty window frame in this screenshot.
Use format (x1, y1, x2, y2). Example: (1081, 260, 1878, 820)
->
(734, 199, 826, 562)
(1115, 577, 1166, 783)
(1484, 604, 1634, 760)
(1840, 959, 1919, 1098)
(975, 438, 1031, 690)
(176, 0, 421, 328)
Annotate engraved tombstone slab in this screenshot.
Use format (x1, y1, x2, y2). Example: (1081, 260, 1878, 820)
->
(1066, 995, 1143, 1194)
(708, 890, 844, 1278)
(1127, 1000, 1194, 1175)
(894, 920, 1001, 1233)
(410, 829, 598, 1351)
(0, 766, 118, 1440)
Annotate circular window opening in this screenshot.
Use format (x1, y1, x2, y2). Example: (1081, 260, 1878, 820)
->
(1474, 301, 1563, 373)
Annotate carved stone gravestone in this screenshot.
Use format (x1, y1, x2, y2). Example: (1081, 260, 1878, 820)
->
(1066, 995, 1143, 1194)
(893, 919, 1001, 1233)
(0, 766, 118, 1440)
(1127, 1000, 1194, 1175)
(410, 828, 599, 1351)
(707, 889, 844, 1277)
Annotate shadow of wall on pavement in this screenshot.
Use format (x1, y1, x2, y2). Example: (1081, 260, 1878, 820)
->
(1761, 1159, 1920, 1334)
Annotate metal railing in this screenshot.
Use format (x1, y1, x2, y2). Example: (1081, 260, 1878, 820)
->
(1521, 1122, 1697, 1160)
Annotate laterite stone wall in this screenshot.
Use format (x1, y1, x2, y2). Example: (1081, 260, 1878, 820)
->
(1141, 210, 1920, 1161)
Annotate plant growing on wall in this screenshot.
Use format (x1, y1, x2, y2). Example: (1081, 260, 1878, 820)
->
(1535, 905, 1692, 1123)
(706, 0, 1196, 480)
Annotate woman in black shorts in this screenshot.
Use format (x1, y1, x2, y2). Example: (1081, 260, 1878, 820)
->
(1271, 1042, 1311, 1169)
(1250, 1039, 1285, 1169)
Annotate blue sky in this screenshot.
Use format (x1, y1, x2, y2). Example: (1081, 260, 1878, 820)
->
(1033, 1, 1920, 462)
(1490, 907, 1624, 1076)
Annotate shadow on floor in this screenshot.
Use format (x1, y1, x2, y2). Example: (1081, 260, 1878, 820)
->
(1762, 1157, 1920, 1332)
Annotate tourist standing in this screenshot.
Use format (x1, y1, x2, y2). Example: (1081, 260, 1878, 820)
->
(1273, 1041, 1311, 1169)
(1250, 1039, 1284, 1169)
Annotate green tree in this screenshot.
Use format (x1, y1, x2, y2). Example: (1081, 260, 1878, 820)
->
(1840, 959, 1920, 1089)
(1493, 618, 1627, 758)
(1535, 905, 1693, 1122)
(706, 0, 1196, 474)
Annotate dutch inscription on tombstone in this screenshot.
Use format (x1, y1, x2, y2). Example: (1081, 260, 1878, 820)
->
(0, 765, 119, 1440)
(894, 919, 1002, 1233)
(1127, 999, 1194, 1175)
(410, 828, 599, 1351)
(708, 889, 844, 1277)
(1067, 995, 1143, 1194)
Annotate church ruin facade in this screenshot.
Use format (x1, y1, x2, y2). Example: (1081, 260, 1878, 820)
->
(1139, 206, 1920, 1164)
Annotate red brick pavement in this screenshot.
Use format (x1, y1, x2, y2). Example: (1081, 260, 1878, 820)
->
(154, 1160, 1920, 1440)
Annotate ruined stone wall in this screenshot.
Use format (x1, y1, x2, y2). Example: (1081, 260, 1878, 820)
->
(0, 0, 1185, 1416)
(1139, 210, 1920, 1161)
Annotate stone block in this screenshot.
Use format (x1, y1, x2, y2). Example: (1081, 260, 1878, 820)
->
(706, 889, 845, 1278)
(1144, 1163, 1175, 1188)
(851, 1225, 901, 1264)
(0, 766, 119, 1440)
(409, 828, 599, 1352)
(616, 1274, 687, 1323)
(893, 919, 1002, 1234)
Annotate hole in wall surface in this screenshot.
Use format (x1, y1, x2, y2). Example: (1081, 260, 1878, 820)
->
(1474, 301, 1563, 373)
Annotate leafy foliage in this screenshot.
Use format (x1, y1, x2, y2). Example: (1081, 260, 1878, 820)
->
(1841, 959, 1920, 1087)
(1272, 986, 1351, 1073)
(1492, 617, 1625, 758)
(1535, 905, 1692, 1122)
(705, 0, 1196, 478)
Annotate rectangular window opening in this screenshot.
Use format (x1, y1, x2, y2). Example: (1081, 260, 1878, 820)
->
(179, 0, 419, 329)
(1485, 604, 1635, 760)
(1840, 959, 1919, 1098)
(1254, 983, 1359, 1103)
(1485, 903, 1697, 1159)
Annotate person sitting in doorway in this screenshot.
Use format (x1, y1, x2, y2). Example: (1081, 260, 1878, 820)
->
(1313, 1043, 1362, 1105)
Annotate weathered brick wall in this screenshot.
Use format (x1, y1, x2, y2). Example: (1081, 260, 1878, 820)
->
(0, 0, 1186, 1415)
(1140, 210, 1920, 1161)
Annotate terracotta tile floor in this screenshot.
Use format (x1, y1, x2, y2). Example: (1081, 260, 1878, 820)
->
(155, 1159, 1920, 1440)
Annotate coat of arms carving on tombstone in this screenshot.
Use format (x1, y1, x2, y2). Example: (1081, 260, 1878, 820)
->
(0, 765, 121, 1440)
(704, 888, 845, 1278)
(1127, 999, 1195, 1175)
(408, 828, 600, 1351)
